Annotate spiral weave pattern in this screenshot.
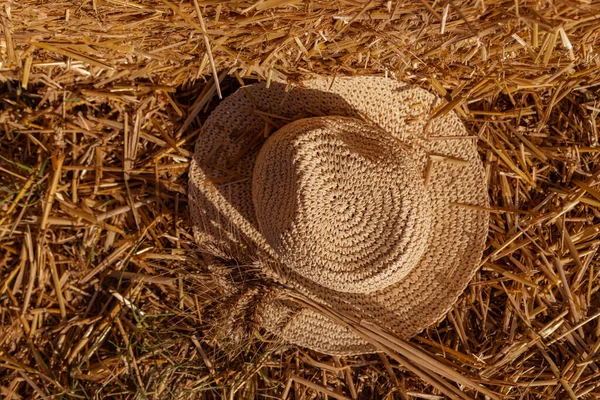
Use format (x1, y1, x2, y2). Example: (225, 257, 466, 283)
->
(253, 117, 430, 293)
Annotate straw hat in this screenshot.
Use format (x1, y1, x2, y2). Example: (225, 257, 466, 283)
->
(188, 76, 489, 355)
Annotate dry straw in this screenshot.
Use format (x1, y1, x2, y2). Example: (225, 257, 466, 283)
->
(1, 0, 600, 399)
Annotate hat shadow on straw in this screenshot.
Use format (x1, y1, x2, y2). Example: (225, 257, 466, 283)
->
(188, 78, 489, 355)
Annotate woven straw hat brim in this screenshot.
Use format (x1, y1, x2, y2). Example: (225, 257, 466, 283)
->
(188, 76, 489, 355)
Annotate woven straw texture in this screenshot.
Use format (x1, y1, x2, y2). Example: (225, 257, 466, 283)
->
(253, 117, 431, 294)
(188, 76, 489, 355)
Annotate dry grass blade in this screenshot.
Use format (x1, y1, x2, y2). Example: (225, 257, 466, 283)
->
(284, 374, 353, 400)
(192, 0, 221, 100)
(288, 292, 500, 400)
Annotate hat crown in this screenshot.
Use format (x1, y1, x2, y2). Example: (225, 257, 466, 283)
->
(252, 117, 431, 294)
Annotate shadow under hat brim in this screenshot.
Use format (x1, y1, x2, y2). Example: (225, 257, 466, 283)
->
(188, 76, 489, 355)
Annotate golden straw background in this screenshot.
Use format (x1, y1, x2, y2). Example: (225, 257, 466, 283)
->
(1, 0, 600, 398)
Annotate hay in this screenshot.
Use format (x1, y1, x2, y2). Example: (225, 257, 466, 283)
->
(1, 0, 600, 398)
